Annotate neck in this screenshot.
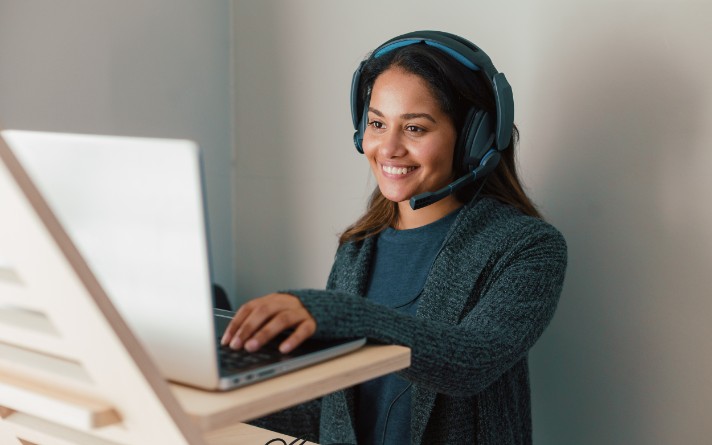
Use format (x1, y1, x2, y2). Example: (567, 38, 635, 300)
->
(396, 195, 463, 230)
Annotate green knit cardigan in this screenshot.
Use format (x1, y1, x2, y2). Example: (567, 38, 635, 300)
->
(251, 197, 567, 444)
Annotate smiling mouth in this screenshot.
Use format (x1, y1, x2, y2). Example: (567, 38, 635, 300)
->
(382, 165, 417, 175)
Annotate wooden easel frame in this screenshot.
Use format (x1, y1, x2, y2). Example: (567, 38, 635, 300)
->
(0, 132, 410, 445)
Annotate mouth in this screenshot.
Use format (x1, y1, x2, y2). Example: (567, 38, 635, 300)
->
(381, 164, 418, 176)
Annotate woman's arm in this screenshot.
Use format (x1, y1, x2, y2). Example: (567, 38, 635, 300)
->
(290, 229, 567, 397)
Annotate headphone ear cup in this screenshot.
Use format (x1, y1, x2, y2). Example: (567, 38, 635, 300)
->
(462, 110, 495, 170)
(455, 108, 476, 169)
(353, 95, 370, 153)
(359, 102, 369, 153)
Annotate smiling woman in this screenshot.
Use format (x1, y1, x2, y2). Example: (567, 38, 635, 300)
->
(224, 31, 568, 445)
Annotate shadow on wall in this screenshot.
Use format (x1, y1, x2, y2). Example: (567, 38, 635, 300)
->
(233, 1, 300, 302)
(529, 21, 711, 445)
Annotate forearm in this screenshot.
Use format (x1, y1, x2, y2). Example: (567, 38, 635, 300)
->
(289, 289, 552, 396)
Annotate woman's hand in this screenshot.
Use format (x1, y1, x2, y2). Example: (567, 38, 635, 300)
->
(220, 293, 316, 354)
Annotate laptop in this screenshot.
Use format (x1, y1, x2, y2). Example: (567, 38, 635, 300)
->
(1, 129, 366, 391)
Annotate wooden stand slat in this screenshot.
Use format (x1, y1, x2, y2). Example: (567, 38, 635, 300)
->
(0, 416, 23, 445)
(0, 267, 22, 284)
(0, 373, 120, 430)
(0, 307, 74, 359)
(0, 329, 72, 363)
(0, 285, 40, 312)
(0, 342, 92, 387)
(1, 412, 122, 445)
(0, 306, 58, 335)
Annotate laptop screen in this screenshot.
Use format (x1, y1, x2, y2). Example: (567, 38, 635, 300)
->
(3, 130, 221, 387)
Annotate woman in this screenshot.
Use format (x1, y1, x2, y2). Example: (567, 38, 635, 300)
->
(222, 31, 567, 445)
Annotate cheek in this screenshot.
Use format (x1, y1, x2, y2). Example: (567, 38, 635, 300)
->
(361, 140, 374, 158)
(362, 148, 376, 169)
(425, 147, 456, 179)
(361, 137, 377, 160)
(362, 142, 379, 167)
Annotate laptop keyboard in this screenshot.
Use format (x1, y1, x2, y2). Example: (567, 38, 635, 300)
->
(217, 338, 289, 373)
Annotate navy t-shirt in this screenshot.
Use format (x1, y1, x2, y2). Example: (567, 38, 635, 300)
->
(356, 208, 460, 445)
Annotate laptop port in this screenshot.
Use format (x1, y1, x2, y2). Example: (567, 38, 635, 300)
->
(257, 369, 275, 378)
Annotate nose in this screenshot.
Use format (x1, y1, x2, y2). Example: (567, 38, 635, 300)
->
(375, 128, 407, 159)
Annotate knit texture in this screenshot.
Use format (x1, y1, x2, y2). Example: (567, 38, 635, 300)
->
(250, 197, 567, 444)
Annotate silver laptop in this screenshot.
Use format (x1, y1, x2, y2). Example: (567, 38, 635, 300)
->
(1, 130, 365, 391)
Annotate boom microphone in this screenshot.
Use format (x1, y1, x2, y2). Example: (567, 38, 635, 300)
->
(409, 150, 501, 210)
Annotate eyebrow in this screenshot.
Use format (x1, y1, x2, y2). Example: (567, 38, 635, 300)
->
(368, 107, 437, 123)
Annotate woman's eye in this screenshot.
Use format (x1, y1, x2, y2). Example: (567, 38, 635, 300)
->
(405, 125, 424, 133)
(368, 121, 384, 129)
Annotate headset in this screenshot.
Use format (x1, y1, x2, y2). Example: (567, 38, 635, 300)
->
(350, 30, 515, 210)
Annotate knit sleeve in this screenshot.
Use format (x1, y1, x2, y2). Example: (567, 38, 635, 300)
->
(287, 227, 567, 397)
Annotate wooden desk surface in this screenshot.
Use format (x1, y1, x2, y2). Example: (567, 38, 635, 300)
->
(171, 345, 410, 433)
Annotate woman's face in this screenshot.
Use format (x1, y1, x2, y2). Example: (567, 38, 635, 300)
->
(362, 67, 458, 205)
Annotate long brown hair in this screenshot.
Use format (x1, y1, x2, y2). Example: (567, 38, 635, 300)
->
(340, 42, 540, 245)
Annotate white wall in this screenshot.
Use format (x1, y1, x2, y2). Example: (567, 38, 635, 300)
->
(0, 2, 235, 298)
(233, 1, 712, 443)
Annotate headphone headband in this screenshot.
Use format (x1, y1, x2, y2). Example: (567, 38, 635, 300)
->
(374, 31, 498, 79)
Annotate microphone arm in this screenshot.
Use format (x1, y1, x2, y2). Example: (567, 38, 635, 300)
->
(409, 170, 478, 210)
(409, 150, 501, 210)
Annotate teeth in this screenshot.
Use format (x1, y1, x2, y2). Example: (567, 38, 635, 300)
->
(383, 165, 415, 175)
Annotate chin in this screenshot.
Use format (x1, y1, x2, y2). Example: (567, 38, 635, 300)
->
(381, 192, 415, 205)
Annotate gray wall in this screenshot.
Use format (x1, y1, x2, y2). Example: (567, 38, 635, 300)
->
(0, 2, 235, 298)
(233, 1, 712, 443)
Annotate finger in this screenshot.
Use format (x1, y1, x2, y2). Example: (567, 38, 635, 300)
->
(232, 299, 289, 350)
(221, 303, 252, 346)
(243, 309, 304, 352)
(279, 317, 317, 354)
